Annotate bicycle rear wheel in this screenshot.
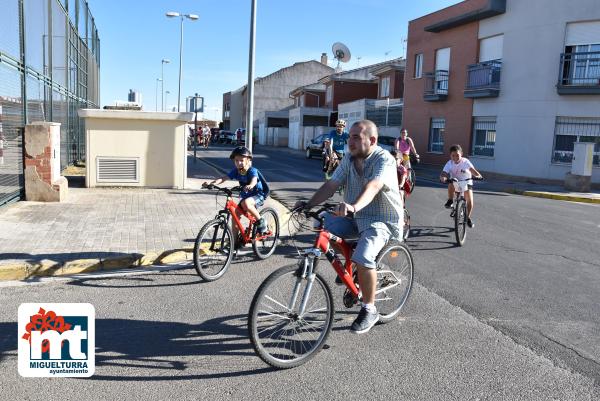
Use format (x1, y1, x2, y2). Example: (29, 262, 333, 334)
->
(252, 207, 280, 259)
(193, 219, 234, 281)
(403, 208, 411, 241)
(454, 198, 467, 246)
(375, 241, 414, 323)
(248, 263, 334, 369)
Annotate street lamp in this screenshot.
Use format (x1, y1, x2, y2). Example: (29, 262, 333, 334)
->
(166, 11, 199, 112)
(161, 59, 170, 111)
(155, 78, 162, 111)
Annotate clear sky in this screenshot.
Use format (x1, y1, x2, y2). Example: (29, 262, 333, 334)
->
(89, 0, 460, 120)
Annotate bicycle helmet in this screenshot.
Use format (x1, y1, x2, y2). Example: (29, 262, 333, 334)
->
(335, 119, 346, 127)
(229, 146, 253, 159)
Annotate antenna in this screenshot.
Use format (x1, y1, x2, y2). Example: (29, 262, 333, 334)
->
(357, 56, 362, 67)
(401, 37, 407, 58)
(332, 42, 351, 70)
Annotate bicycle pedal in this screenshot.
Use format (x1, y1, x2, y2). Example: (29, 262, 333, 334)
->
(342, 289, 358, 308)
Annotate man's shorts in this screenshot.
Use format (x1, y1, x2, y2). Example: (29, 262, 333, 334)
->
(323, 214, 391, 269)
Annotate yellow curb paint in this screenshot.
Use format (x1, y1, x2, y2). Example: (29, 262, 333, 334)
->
(138, 252, 159, 266)
(27, 260, 61, 277)
(101, 255, 136, 270)
(156, 250, 188, 265)
(60, 259, 102, 275)
(521, 191, 600, 204)
(0, 264, 28, 281)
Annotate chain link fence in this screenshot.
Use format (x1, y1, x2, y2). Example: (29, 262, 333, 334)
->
(0, 0, 99, 205)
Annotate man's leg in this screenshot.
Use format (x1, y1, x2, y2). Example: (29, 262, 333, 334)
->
(349, 227, 390, 334)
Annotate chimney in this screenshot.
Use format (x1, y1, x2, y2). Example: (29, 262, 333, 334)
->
(321, 53, 328, 66)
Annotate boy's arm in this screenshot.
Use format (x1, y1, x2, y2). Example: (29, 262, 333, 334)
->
(209, 175, 229, 185)
(244, 176, 258, 191)
(440, 170, 450, 182)
(470, 167, 483, 178)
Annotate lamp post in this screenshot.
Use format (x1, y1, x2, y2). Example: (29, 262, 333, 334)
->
(161, 59, 170, 111)
(155, 78, 162, 111)
(246, 0, 257, 151)
(166, 11, 199, 112)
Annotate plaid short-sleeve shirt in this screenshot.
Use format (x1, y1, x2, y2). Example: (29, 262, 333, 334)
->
(331, 146, 404, 238)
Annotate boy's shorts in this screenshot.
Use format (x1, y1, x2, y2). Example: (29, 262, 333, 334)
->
(323, 214, 391, 269)
(241, 194, 265, 208)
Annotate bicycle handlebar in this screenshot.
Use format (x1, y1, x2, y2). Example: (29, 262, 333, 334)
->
(443, 176, 484, 184)
(202, 183, 242, 196)
(292, 202, 354, 220)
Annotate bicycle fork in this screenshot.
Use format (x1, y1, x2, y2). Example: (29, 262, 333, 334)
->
(289, 252, 321, 318)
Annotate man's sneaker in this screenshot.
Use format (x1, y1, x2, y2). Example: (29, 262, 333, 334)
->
(467, 218, 474, 228)
(350, 307, 380, 334)
(444, 199, 453, 209)
(256, 218, 268, 235)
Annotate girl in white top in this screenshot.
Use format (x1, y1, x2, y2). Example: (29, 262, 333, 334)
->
(439, 144, 483, 228)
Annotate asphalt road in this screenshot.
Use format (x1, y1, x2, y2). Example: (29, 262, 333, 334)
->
(0, 143, 598, 400)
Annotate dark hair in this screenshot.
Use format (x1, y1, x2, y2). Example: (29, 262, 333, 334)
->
(449, 144, 463, 153)
(229, 146, 253, 159)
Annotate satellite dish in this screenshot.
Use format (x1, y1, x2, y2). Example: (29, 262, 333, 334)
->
(332, 42, 351, 69)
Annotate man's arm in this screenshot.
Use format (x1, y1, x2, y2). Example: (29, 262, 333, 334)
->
(306, 179, 341, 208)
(341, 179, 384, 215)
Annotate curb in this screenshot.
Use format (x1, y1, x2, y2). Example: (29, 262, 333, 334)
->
(504, 189, 600, 204)
(0, 249, 196, 282)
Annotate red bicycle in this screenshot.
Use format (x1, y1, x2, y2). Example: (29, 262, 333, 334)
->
(248, 204, 414, 368)
(193, 183, 280, 281)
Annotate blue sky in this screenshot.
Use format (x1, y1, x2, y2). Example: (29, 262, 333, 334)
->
(89, 0, 460, 119)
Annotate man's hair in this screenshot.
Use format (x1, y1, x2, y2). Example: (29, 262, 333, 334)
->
(449, 144, 463, 153)
(350, 120, 378, 139)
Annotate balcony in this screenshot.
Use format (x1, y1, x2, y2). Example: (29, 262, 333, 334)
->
(464, 59, 501, 98)
(557, 51, 600, 95)
(424, 70, 449, 101)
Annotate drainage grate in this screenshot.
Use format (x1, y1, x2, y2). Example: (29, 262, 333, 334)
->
(96, 157, 139, 183)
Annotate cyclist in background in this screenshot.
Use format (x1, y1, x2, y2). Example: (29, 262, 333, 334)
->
(327, 119, 349, 163)
(439, 144, 483, 228)
(394, 129, 419, 167)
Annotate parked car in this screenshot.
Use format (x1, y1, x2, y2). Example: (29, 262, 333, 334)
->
(378, 135, 397, 153)
(305, 133, 328, 159)
(218, 130, 234, 143)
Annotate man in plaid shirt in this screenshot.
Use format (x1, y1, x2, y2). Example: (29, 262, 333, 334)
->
(298, 120, 404, 334)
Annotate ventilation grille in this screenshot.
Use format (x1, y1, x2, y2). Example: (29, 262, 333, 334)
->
(96, 157, 139, 183)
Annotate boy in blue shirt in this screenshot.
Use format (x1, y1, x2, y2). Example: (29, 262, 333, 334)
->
(206, 146, 268, 234)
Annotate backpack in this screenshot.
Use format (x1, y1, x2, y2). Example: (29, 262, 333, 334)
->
(257, 170, 270, 199)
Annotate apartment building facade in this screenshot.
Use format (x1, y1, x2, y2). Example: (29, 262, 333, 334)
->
(404, 0, 600, 183)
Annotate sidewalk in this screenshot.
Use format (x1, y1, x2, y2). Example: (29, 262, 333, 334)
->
(0, 154, 290, 281)
(412, 163, 600, 204)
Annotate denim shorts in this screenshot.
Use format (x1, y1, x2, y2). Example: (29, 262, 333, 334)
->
(241, 194, 265, 208)
(323, 214, 391, 269)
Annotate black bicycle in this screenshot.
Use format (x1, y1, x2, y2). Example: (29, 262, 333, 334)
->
(444, 177, 482, 246)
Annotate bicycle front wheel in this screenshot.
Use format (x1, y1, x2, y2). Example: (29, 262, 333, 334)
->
(375, 241, 414, 323)
(193, 219, 234, 281)
(403, 208, 411, 241)
(252, 207, 280, 259)
(454, 198, 467, 246)
(408, 169, 416, 193)
(248, 264, 334, 369)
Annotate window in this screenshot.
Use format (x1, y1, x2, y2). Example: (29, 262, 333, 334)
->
(380, 76, 390, 97)
(571, 44, 600, 84)
(471, 117, 496, 157)
(428, 118, 445, 153)
(414, 53, 423, 78)
(326, 85, 333, 103)
(552, 117, 600, 165)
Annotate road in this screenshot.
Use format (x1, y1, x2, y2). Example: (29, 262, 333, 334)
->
(0, 143, 598, 400)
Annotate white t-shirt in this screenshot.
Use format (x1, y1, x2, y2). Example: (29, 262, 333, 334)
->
(443, 157, 474, 182)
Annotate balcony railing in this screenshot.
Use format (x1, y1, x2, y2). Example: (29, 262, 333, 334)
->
(557, 51, 600, 94)
(464, 59, 501, 98)
(424, 70, 449, 101)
